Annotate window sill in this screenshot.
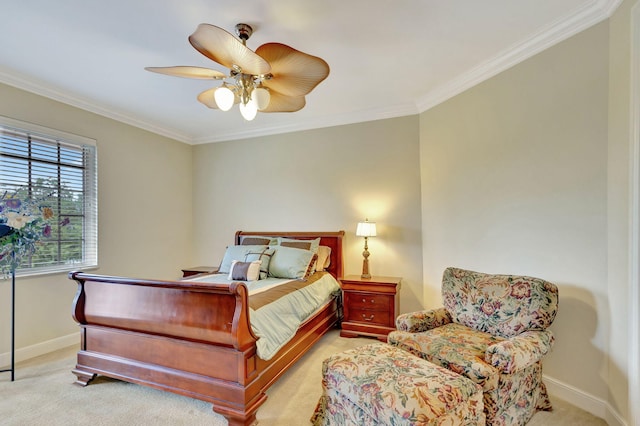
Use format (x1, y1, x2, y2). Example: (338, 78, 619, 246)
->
(13, 264, 99, 279)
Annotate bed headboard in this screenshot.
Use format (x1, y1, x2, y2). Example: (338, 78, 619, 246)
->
(235, 231, 345, 279)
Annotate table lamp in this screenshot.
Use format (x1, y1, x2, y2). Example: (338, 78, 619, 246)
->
(356, 218, 377, 278)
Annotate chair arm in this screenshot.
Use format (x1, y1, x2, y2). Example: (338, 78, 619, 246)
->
(485, 330, 555, 374)
(395, 307, 452, 332)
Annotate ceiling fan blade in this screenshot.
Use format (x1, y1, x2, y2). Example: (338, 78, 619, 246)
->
(256, 43, 329, 97)
(189, 24, 271, 76)
(145, 66, 226, 80)
(261, 90, 306, 113)
(196, 88, 219, 109)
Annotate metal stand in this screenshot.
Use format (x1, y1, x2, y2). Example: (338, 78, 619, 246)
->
(1, 269, 15, 381)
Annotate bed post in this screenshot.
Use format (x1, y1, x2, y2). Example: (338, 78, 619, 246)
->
(69, 272, 98, 386)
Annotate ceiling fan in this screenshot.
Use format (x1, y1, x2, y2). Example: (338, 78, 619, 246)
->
(146, 23, 330, 121)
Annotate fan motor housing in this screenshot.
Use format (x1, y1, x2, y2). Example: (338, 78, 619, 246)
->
(235, 23, 253, 41)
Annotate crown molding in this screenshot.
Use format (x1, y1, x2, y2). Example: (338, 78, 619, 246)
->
(191, 102, 419, 144)
(416, 0, 623, 113)
(0, 69, 193, 144)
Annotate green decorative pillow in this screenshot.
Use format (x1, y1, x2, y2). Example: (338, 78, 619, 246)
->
(228, 260, 261, 282)
(268, 245, 316, 279)
(219, 245, 268, 273)
(244, 247, 275, 280)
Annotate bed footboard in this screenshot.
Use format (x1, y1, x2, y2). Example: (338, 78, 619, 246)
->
(69, 271, 264, 426)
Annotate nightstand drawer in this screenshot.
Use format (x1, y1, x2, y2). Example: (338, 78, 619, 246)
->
(345, 293, 391, 311)
(345, 308, 391, 327)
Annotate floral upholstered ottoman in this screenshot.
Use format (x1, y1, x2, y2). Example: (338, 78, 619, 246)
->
(311, 343, 485, 425)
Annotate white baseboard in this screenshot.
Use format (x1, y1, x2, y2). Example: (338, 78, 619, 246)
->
(0, 332, 79, 367)
(544, 374, 627, 426)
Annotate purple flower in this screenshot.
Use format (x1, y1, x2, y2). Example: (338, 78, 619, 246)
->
(60, 217, 70, 226)
(43, 224, 52, 237)
(5, 198, 21, 209)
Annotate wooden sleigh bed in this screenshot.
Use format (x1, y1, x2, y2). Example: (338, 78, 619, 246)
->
(69, 231, 344, 426)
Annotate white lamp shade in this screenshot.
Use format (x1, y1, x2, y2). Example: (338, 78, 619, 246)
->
(251, 87, 271, 110)
(356, 221, 377, 237)
(214, 86, 234, 111)
(239, 100, 258, 121)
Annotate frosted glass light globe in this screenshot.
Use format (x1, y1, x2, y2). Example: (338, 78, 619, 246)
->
(251, 87, 271, 110)
(214, 86, 234, 111)
(239, 101, 258, 121)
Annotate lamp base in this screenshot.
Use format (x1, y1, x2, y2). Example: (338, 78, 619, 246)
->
(361, 255, 371, 280)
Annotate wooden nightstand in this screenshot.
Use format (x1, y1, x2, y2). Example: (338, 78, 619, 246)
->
(340, 275, 401, 341)
(181, 266, 219, 278)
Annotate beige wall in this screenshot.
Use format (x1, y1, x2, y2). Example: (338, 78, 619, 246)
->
(0, 82, 193, 359)
(419, 19, 612, 409)
(607, 0, 638, 423)
(192, 117, 425, 314)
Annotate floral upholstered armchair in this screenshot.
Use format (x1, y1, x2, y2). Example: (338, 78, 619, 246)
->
(388, 267, 559, 426)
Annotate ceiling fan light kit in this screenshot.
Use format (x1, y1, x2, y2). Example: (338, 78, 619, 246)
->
(146, 23, 329, 121)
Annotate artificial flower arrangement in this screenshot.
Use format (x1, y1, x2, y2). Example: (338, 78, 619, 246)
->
(0, 190, 66, 277)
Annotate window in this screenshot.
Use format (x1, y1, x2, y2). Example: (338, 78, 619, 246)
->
(0, 116, 97, 276)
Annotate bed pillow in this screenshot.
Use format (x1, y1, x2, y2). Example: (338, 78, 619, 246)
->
(228, 260, 262, 282)
(244, 247, 275, 280)
(316, 245, 332, 272)
(268, 245, 317, 279)
(277, 237, 321, 272)
(239, 235, 278, 246)
(219, 245, 268, 273)
(277, 237, 320, 255)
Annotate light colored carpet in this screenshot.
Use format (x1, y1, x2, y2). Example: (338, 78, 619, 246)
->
(0, 329, 606, 425)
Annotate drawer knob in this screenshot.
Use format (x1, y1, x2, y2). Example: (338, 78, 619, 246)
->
(361, 298, 375, 303)
(362, 313, 375, 321)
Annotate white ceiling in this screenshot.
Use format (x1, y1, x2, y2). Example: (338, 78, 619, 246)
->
(0, 0, 620, 144)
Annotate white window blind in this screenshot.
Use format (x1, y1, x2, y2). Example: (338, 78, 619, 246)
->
(0, 117, 97, 276)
